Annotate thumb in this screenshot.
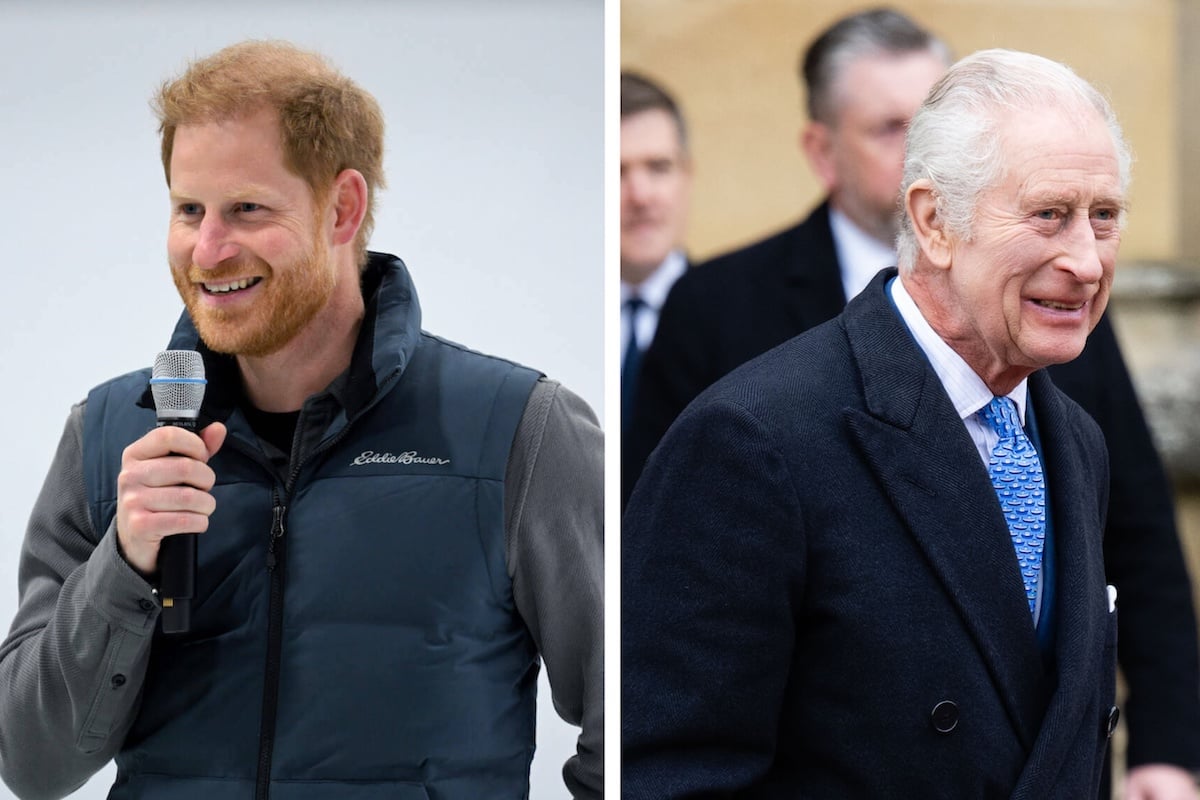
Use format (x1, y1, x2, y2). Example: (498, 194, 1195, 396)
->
(200, 421, 228, 460)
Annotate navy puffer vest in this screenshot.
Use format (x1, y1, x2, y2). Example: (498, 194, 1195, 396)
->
(83, 255, 541, 799)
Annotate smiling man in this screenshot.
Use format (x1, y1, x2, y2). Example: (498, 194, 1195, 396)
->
(897, 95, 1123, 391)
(0, 41, 602, 800)
(623, 49, 1128, 797)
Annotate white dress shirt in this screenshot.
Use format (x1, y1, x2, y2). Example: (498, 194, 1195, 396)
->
(621, 249, 687, 353)
(888, 275, 1029, 466)
(829, 207, 898, 302)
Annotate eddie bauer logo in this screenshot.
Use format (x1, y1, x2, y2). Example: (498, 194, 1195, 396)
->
(351, 450, 451, 466)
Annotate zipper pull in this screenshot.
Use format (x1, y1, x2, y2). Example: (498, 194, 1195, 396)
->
(267, 504, 286, 571)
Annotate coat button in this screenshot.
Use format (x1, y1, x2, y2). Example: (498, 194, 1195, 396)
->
(931, 700, 959, 734)
(111, 674, 127, 689)
(1105, 705, 1120, 738)
(137, 598, 155, 612)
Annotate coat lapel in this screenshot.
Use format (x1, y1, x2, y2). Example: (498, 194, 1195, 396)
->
(840, 272, 1052, 750)
(779, 203, 848, 331)
(1010, 373, 1110, 796)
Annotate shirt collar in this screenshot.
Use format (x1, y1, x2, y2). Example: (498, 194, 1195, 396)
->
(621, 249, 687, 309)
(829, 206, 897, 301)
(889, 274, 1028, 424)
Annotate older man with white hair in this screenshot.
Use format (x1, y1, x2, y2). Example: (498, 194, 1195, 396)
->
(623, 48, 1132, 798)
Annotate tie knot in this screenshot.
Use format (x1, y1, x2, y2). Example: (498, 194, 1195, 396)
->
(625, 296, 646, 316)
(980, 396, 1023, 440)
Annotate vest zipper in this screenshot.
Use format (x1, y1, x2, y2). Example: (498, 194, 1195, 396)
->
(255, 496, 287, 800)
(266, 503, 286, 571)
(253, 421, 358, 800)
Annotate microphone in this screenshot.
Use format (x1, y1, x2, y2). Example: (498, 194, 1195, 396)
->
(149, 350, 207, 635)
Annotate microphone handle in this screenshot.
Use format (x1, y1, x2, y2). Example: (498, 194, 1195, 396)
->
(157, 416, 198, 635)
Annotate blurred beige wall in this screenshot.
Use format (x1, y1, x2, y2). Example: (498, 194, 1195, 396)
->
(622, 0, 1178, 264)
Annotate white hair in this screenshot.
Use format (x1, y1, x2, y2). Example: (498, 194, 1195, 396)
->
(895, 48, 1133, 271)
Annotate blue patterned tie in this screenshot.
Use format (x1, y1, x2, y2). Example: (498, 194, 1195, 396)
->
(979, 397, 1046, 617)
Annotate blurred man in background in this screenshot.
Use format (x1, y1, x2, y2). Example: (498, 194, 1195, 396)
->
(621, 71, 692, 431)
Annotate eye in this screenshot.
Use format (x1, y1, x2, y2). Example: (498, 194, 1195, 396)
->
(871, 119, 908, 139)
(1035, 209, 1059, 221)
(647, 158, 674, 176)
(177, 202, 203, 217)
(1091, 207, 1122, 235)
(234, 202, 262, 213)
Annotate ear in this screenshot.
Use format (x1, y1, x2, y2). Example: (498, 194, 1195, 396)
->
(905, 179, 952, 270)
(327, 168, 368, 247)
(801, 122, 837, 192)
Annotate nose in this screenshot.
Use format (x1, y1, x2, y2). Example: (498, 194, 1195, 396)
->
(622, 167, 654, 210)
(191, 213, 240, 269)
(1058, 214, 1105, 284)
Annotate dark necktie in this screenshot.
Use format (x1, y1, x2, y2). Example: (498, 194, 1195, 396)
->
(979, 396, 1047, 618)
(622, 297, 646, 429)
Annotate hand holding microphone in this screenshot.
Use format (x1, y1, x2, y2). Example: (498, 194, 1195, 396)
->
(116, 351, 225, 633)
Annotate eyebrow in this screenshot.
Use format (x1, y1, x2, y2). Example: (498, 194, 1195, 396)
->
(169, 184, 278, 204)
(1023, 191, 1127, 211)
(1095, 194, 1129, 211)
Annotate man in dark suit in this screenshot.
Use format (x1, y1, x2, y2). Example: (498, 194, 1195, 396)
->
(624, 47, 1144, 797)
(624, 10, 1200, 797)
(620, 71, 692, 429)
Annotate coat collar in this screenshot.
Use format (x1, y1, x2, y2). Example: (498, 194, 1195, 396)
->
(776, 201, 850, 332)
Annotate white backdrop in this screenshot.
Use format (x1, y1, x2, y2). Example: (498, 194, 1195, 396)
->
(0, 1, 603, 797)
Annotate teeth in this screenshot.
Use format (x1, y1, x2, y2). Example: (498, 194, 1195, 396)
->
(1036, 299, 1083, 311)
(204, 277, 259, 294)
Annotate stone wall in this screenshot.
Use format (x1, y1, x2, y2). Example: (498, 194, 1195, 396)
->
(1113, 264, 1200, 486)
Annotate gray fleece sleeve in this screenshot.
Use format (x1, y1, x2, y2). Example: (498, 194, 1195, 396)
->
(0, 403, 161, 800)
(505, 378, 604, 799)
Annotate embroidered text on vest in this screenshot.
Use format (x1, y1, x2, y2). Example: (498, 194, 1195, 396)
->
(352, 450, 451, 466)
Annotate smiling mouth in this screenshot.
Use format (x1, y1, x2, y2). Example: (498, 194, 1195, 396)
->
(203, 277, 263, 294)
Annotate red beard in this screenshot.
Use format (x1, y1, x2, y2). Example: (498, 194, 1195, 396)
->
(171, 235, 334, 357)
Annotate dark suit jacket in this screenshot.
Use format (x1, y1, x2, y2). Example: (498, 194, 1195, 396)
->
(623, 204, 844, 502)
(622, 271, 1118, 798)
(624, 202, 1200, 775)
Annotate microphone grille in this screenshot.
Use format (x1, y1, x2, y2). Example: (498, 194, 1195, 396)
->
(151, 350, 207, 418)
